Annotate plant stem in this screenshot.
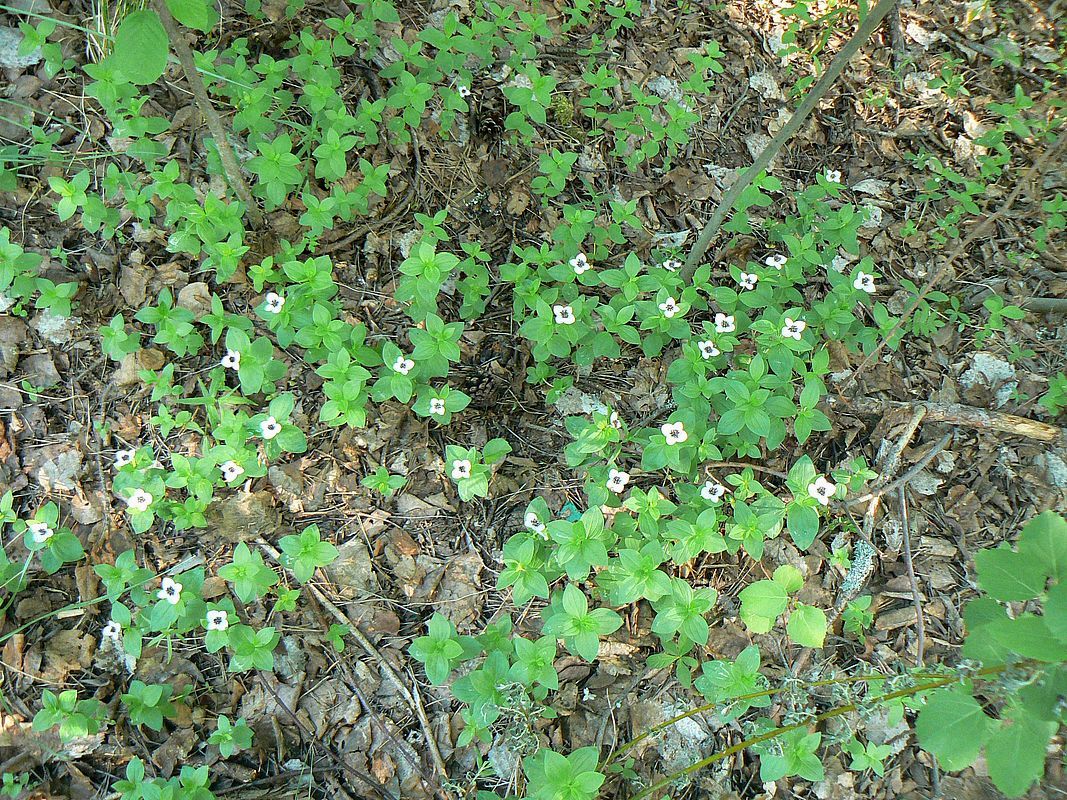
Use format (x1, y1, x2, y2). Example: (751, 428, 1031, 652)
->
(606, 668, 954, 765)
(625, 665, 1010, 800)
(150, 0, 265, 230)
(679, 0, 898, 281)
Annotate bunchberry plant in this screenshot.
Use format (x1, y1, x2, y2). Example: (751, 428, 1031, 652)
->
(277, 524, 339, 583)
(3, 2, 1063, 799)
(32, 689, 108, 740)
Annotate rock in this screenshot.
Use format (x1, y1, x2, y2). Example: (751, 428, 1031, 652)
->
(748, 70, 783, 100)
(20, 352, 60, 387)
(0, 25, 41, 69)
(960, 352, 1017, 408)
(30, 309, 77, 345)
(1036, 448, 1067, 489)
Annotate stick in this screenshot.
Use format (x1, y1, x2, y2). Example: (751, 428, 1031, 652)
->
(256, 540, 454, 798)
(898, 485, 926, 664)
(151, 0, 265, 230)
(680, 0, 899, 281)
(836, 396, 1064, 443)
(844, 431, 953, 506)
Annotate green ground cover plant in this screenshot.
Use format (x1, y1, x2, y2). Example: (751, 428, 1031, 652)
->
(1, 0, 1065, 798)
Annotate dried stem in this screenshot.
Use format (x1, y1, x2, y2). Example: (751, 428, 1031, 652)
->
(898, 485, 926, 664)
(151, 0, 265, 230)
(836, 396, 1065, 444)
(257, 540, 454, 799)
(680, 0, 899, 281)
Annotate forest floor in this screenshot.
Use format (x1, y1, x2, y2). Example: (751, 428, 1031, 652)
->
(1, 0, 1066, 799)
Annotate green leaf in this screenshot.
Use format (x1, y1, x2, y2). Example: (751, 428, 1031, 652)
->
(772, 564, 803, 594)
(988, 614, 1067, 662)
(787, 502, 820, 549)
(960, 597, 1011, 663)
(739, 580, 788, 631)
(1045, 583, 1067, 644)
(915, 689, 994, 771)
(985, 706, 1056, 797)
(974, 544, 1047, 601)
(165, 0, 218, 30)
(786, 604, 826, 647)
(110, 11, 169, 85)
(1017, 511, 1067, 582)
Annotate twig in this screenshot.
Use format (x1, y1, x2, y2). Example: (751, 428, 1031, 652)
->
(844, 431, 953, 506)
(788, 408, 927, 680)
(835, 396, 1064, 443)
(898, 485, 926, 664)
(1020, 297, 1067, 313)
(309, 599, 443, 797)
(253, 672, 399, 800)
(679, 0, 899, 281)
(256, 539, 454, 798)
(151, 0, 265, 230)
(705, 461, 789, 480)
(945, 31, 1047, 83)
(324, 131, 422, 254)
(842, 129, 1067, 392)
(889, 2, 907, 73)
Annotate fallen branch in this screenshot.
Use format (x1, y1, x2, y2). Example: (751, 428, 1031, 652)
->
(834, 396, 1064, 443)
(844, 431, 953, 506)
(151, 0, 265, 230)
(257, 539, 454, 800)
(680, 0, 899, 280)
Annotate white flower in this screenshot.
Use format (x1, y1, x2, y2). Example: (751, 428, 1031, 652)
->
(781, 317, 807, 340)
(809, 476, 837, 506)
(260, 416, 282, 440)
(157, 576, 182, 605)
(737, 272, 758, 291)
(524, 511, 546, 534)
(114, 448, 136, 468)
(660, 421, 688, 445)
(221, 349, 241, 370)
(220, 460, 245, 482)
(853, 271, 876, 293)
(457, 84, 472, 98)
(451, 459, 472, 480)
(393, 354, 415, 375)
(697, 340, 720, 360)
(714, 313, 735, 334)
(661, 259, 682, 272)
(29, 522, 54, 544)
(659, 297, 680, 318)
(429, 398, 446, 416)
(569, 252, 590, 275)
(825, 169, 842, 184)
(701, 481, 727, 502)
(606, 468, 630, 493)
(102, 620, 122, 641)
(205, 610, 229, 631)
(764, 253, 787, 269)
(264, 292, 285, 313)
(125, 489, 153, 513)
(609, 411, 622, 429)
(553, 304, 575, 325)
